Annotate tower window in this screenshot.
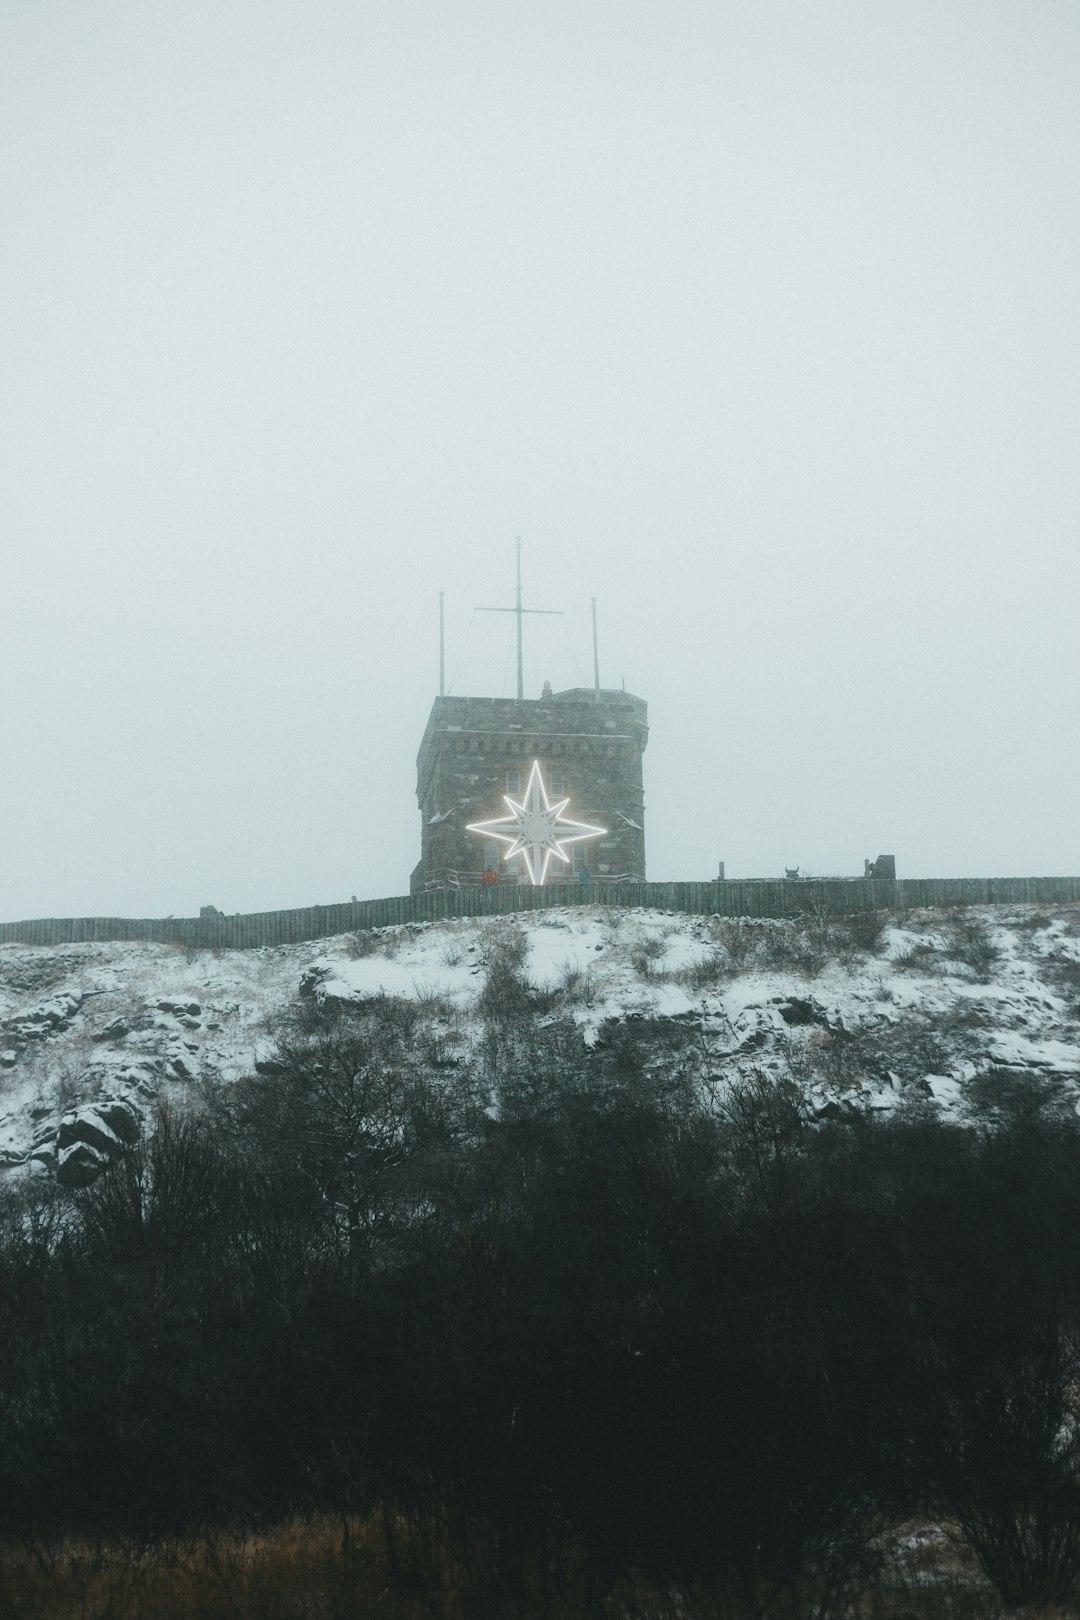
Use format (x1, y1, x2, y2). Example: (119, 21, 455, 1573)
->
(550, 769, 566, 795)
(506, 769, 521, 794)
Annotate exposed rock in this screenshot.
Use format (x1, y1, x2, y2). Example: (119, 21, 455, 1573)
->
(110, 1061, 161, 1085)
(47, 1100, 139, 1185)
(93, 1016, 131, 1043)
(0, 1050, 16, 1067)
(57, 1109, 123, 1158)
(157, 998, 202, 1016)
(94, 1098, 141, 1146)
(298, 964, 331, 1000)
(776, 997, 825, 1027)
(2, 993, 82, 1037)
(57, 1141, 109, 1188)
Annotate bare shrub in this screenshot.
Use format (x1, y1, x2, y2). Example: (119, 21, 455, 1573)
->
(676, 949, 729, 990)
(1012, 910, 1052, 933)
(836, 909, 888, 956)
(965, 1068, 1076, 1126)
(943, 915, 1001, 983)
(711, 917, 764, 971)
(716, 1067, 814, 1188)
(1037, 948, 1080, 1010)
(411, 982, 456, 1021)
(941, 1328, 1080, 1611)
(763, 917, 834, 979)
(796, 1005, 987, 1098)
(367, 993, 421, 1038)
(477, 923, 533, 1023)
(893, 940, 947, 977)
(626, 929, 673, 981)
(551, 959, 599, 1007)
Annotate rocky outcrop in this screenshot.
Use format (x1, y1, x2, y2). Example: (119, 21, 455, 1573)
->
(93, 1015, 132, 1043)
(2, 992, 82, 1044)
(56, 1142, 111, 1188)
(54, 1099, 140, 1187)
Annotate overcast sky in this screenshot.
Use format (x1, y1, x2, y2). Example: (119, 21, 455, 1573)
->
(2, 0, 1078, 920)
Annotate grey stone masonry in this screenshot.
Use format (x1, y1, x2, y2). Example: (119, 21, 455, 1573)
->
(410, 687, 649, 892)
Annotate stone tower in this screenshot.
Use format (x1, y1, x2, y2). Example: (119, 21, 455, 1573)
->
(411, 685, 648, 893)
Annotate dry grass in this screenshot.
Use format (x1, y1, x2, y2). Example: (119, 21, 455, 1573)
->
(0, 1515, 1069, 1620)
(1, 1515, 415, 1620)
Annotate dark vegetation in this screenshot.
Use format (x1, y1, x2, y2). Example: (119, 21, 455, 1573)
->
(3, 923, 1080, 1616)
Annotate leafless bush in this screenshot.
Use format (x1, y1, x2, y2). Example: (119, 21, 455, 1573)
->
(551, 959, 599, 1007)
(716, 1067, 814, 1187)
(477, 923, 533, 1023)
(893, 940, 948, 977)
(411, 983, 456, 1021)
(796, 1005, 988, 1097)
(627, 929, 673, 981)
(676, 949, 729, 990)
(710, 917, 765, 971)
(1037, 947, 1080, 1009)
(763, 918, 834, 979)
(965, 1068, 1076, 1126)
(943, 915, 1001, 983)
(1012, 910, 1052, 933)
(836, 909, 889, 955)
(366, 993, 421, 1038)
(940, 1328, 1080, 1611)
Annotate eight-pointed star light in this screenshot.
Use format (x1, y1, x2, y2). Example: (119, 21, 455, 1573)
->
(466, 760, 605, 885)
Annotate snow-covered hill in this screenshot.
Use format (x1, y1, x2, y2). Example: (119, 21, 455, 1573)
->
(2, 902, 1078, 1186)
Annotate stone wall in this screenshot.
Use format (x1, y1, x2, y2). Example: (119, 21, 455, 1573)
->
(3, 875, 1078, 951)
(412, 687, 649, 892)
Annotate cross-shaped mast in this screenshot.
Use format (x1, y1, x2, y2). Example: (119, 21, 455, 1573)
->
(476, 536, 562, 701)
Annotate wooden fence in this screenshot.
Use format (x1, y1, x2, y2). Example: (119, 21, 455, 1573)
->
(1, 876, 1078, 951)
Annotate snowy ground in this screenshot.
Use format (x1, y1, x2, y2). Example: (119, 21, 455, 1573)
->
(1, 902, 1078, 1183)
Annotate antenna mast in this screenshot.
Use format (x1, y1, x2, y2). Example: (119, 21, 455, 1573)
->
(591, 596, 600, 699)
(476, 537, 561, 701)
(515, 537, 524, 702)
(438, 590, 445, 697)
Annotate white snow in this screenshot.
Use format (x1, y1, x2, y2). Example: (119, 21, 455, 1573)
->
(0, 902, 1077, 1173)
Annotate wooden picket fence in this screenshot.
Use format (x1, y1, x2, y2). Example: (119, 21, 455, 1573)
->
(1, 875, 1078, 951)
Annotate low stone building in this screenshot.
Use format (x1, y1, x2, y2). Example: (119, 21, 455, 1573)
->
(411, 685, 649, 892)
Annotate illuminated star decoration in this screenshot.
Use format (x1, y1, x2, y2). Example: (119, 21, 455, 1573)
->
(467, 760, 606, 885)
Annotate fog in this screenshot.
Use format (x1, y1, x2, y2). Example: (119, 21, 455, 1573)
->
(2, 0, 1077, 919)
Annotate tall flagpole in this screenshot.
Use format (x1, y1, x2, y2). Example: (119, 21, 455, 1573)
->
(439, 590, 445, 697)
(515, 537, 524, 702)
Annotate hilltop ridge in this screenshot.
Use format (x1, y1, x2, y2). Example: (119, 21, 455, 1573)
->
(2, 901, 1078, 1186)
